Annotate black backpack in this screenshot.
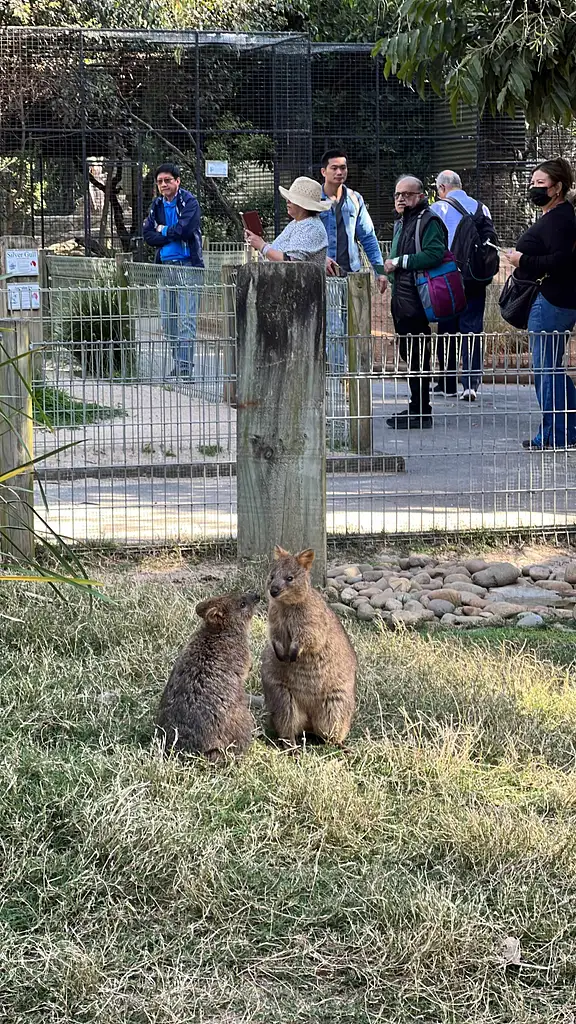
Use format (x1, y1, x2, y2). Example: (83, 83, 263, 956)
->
(444, 196, 500, 285)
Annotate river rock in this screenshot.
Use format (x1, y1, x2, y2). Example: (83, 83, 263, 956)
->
(357, 603, 377, 621)
(463, 558, 488, 574)
(390, 578, 411, 593)
(486, 584, 566, 606)
(362, 569, 385, 582)
(459, 593, 486, 608)
(424, 588, 461, 605)
(483, 602, 526, 618)
(331, 603, 357, 620)
(564, 562, 576, 585)
(407, 554, 429, 568)
(370, 592, 393, 608)
(472, 562, 521, 588)
(413, 571, 432, 585)
(325, 586, 340, 602)
(429, 599, 457, 617)
(384, 598, 404, 611)
(340, 587, 358, 604)
(535, 579, 574, 594)
(523, 565, 551, 580)
(448, 581, 488, 597)
(516, 612, 545, 628)
(443, 573, 474, 585)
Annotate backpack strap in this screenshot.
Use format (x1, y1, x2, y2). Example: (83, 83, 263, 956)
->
(414, 212, 425, 253)
(443, 195, 471, 219)
(347, 188, 360, 215)
(415, 208, 445, 252)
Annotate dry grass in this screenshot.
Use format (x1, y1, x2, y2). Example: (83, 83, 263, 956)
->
(2, 562, 576, 1022)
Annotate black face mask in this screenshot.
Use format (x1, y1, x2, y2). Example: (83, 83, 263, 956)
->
(528, 186, 551, 207)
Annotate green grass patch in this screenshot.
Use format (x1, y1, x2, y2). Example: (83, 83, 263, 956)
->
(197, 443, 224, 457)
(2, 564, 576, 1022)
(33, 386, 127, 428)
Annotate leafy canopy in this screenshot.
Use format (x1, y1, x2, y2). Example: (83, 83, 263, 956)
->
(375, 0, 576, 126)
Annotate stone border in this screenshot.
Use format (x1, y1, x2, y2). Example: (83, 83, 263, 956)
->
(326, 554, 576, 630)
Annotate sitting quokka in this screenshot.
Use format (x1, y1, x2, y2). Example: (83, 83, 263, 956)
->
(261, 547, 357, 747)
(156, 591, 259, 761)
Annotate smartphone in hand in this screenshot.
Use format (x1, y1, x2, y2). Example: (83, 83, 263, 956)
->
(241, 211, 264, 236)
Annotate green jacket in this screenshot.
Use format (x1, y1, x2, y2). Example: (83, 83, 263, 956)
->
(386, 215, 446, 294)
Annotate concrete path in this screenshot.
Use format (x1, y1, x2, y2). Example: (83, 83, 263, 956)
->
(35, 381, 576, 543)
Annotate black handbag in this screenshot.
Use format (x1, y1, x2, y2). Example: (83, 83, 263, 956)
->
(498, 270, 547, 330)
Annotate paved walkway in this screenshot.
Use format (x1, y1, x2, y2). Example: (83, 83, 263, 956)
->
(35, 381, 576, 543)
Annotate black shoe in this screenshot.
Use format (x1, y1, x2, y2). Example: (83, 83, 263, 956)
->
(522, 438, 576, 451)
(433, 383, 457, 396)
(387, 411, 432, 430)
(522, 439, 549, 450)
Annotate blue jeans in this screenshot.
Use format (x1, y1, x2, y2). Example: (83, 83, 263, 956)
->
(326, 277, 348, 373)
(159, 264, 198, 374)
(437, 292, 486, 392)
(528, 293, 576, 448)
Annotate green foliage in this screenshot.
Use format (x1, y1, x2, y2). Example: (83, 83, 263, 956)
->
(59, 273, 135, 379)
(33, 387, 126, 428)
(375, 0, 576, 126)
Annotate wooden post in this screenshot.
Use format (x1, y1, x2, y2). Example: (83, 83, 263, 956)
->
(221, 263, 237, 406)
(347, 272, 373, 454)
(236, 262, 326, 584)
(0, 320, 34, 560)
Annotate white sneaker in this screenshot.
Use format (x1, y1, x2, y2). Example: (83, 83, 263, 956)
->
(460, 389, 476, 401)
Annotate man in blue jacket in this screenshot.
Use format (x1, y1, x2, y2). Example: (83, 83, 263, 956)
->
(143, 163, 204, 376)
(320, 150, 386, 286)
(319, 150, 386, 377)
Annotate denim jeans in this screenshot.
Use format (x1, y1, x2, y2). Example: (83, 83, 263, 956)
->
(326, 276, 348, 373)
(528, 292, 576, 448)
(159, 264, 198, 374)
(437, 292, 486, 392)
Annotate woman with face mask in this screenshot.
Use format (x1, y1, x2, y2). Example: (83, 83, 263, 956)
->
(506, 158, 576, 450)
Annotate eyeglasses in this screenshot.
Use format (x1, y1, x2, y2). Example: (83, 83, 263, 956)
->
(394, 191, 421, 199)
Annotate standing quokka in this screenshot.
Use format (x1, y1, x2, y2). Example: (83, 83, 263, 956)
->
(156, 591, 259, 761)
(261, 547, 357, 747)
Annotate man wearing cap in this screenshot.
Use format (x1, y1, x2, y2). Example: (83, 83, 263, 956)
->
(244, 176, 331, 264)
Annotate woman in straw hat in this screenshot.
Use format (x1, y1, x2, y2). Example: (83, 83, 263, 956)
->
(244, 176, 332, 267)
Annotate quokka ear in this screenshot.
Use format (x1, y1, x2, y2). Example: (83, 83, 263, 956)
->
(274, 545, 290, 560)
(296, 548, 315, 570)
(195, 598, 212, 618)
(196, 598, 223, 627)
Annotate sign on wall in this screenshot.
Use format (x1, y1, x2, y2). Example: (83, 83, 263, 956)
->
(5, 249, 39, 276)
(7, 284, 40, 310)
(205, 160, 229, 178)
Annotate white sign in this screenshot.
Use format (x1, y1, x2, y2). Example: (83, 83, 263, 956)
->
(205, 160, 229, 178)
(5, 248, 39, 277)
(7, 284, 40, 311)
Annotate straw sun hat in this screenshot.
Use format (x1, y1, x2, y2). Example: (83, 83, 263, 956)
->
(278, 176, 333, 212)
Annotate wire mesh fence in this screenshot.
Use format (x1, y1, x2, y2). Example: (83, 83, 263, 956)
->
(2, 270, 569, 549)
(3, 26, 576, 256)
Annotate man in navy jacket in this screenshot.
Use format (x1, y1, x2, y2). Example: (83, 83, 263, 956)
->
(143, 163, 203, 375)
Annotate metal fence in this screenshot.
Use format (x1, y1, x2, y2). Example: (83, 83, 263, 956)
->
(13, 267, 576, 548)
(4, 26, 576, 254)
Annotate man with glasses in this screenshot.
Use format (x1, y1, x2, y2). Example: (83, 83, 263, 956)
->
(143, 162, 203, 377)
(383, 176, 448, 429)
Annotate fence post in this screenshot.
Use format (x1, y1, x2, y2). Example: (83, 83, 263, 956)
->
(236, 262, 326, 584)
(0, 320, 34, 561)
(221, 263, 237, 406)
(347, 272, 372, 454)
